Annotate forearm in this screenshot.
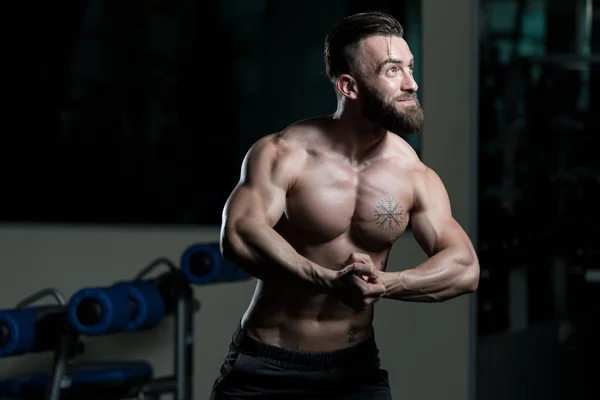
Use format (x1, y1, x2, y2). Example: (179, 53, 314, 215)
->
(381, 248, 479, 302)
(222, 218, 335, 290)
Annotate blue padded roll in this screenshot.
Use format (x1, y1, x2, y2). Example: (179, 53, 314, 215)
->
(180, 243, 221, 284)
(112, 281, 166, 332)
(0, 372, 47, 396)
(231, 264, 252, 281)
(68, 285, 132, 336)
(0, 361, 152, 394)
(0, 308, 38, 358)
(65, 361, 153, 384)
(180, 243, 251, 285)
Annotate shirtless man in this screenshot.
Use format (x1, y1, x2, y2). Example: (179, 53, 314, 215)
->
(210, 11, 479, 400)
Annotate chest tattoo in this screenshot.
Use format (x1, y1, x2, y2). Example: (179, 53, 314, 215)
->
(373, 196, 404, 231)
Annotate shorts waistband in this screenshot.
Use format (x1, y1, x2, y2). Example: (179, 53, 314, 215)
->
(230, 324, 380, 368)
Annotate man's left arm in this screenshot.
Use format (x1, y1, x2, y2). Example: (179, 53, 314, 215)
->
(379, 166, 480, 302)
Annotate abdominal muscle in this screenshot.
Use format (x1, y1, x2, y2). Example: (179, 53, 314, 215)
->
(241, 282, 375, 352)
(240, 240, 390, 353)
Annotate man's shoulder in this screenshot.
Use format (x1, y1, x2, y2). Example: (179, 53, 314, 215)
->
(386, 134, 419, 157)
(280, 116, 330, 142)
(385, 134, 426, 171)
(247, 121, 321, 167)
(249, 134, 303, 163)
(254, 117, 328, 153)
(383, 136, 444, 191)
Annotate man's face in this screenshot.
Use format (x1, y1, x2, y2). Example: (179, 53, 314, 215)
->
(355, 35, 424, 135)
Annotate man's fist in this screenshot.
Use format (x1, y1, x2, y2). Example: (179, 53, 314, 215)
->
(333, 253, 385, 310)
(342, 253, 381, 283)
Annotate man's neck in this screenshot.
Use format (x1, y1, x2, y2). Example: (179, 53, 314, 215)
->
(329, 105, 387, 165)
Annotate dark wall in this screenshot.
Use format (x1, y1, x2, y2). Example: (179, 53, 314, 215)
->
(2, 0, 418, 226)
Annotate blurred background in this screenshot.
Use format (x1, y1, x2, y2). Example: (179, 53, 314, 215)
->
(0, 0, 597, 399)
(477, 1, 599, 399)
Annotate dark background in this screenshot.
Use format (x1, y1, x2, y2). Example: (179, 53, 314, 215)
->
(476, 1, 599, 398)
(1, 0, 418, 226)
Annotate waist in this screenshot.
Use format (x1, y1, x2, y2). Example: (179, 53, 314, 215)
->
(242, 281, 376, 352)
(230, 324, 381, 370)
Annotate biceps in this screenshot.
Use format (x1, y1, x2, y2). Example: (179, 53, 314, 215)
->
(412, 167, 467, 255)
(223, 183, 286, 229)
(411, 210, 465, 256)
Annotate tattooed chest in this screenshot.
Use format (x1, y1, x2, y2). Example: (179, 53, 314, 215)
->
(284, 162, 412, 247)
(350, 192, 411, 250)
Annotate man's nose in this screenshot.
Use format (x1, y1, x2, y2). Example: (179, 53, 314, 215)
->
(402, 73, 418, 92)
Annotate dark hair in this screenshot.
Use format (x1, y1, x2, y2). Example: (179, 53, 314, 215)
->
(324, 11, 404, 83)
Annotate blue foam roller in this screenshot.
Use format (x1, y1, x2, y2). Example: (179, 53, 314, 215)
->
(0, 372, 47, 396)
(0, 308, 38, 358)
(180, 243, 251, 285)
(231, 264, 252, 281)
(68, 285, 132, 336)
(65, 361, 153, 384)
(0, 361, 152, 394)
(112, 281, 166, 332)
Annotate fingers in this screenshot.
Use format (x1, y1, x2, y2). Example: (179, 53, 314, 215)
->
(350, 262, 378, 278)
(346, 252, 371, 264)
(338, 264, 355, 276)
(352, 276, 386, 298)
(353, 285, 385, 310)
(366, 282, 386, 297)
(338, 262, 375, 276)
(338, 276, 386, 311)
(345, 253, 379, 278)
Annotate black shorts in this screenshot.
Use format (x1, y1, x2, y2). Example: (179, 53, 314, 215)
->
(209, 325, 392, 399)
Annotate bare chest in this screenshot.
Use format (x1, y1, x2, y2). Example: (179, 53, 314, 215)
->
(284, 158, 413, 250)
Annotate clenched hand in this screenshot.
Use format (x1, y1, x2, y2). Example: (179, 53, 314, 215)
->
(332, 253, 386, 310)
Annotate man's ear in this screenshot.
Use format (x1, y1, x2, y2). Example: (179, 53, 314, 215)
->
(336, 74, 358, 100)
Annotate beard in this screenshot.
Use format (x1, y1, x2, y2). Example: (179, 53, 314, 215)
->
(360, 83, 425, 135)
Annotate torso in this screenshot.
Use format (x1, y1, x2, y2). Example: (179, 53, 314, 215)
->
(241, 117, 421, 352)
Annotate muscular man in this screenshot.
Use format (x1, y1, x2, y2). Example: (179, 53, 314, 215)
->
(210, 11, 479, 400)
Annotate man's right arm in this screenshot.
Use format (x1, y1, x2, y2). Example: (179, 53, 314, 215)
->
(220, 134, 337, 290)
